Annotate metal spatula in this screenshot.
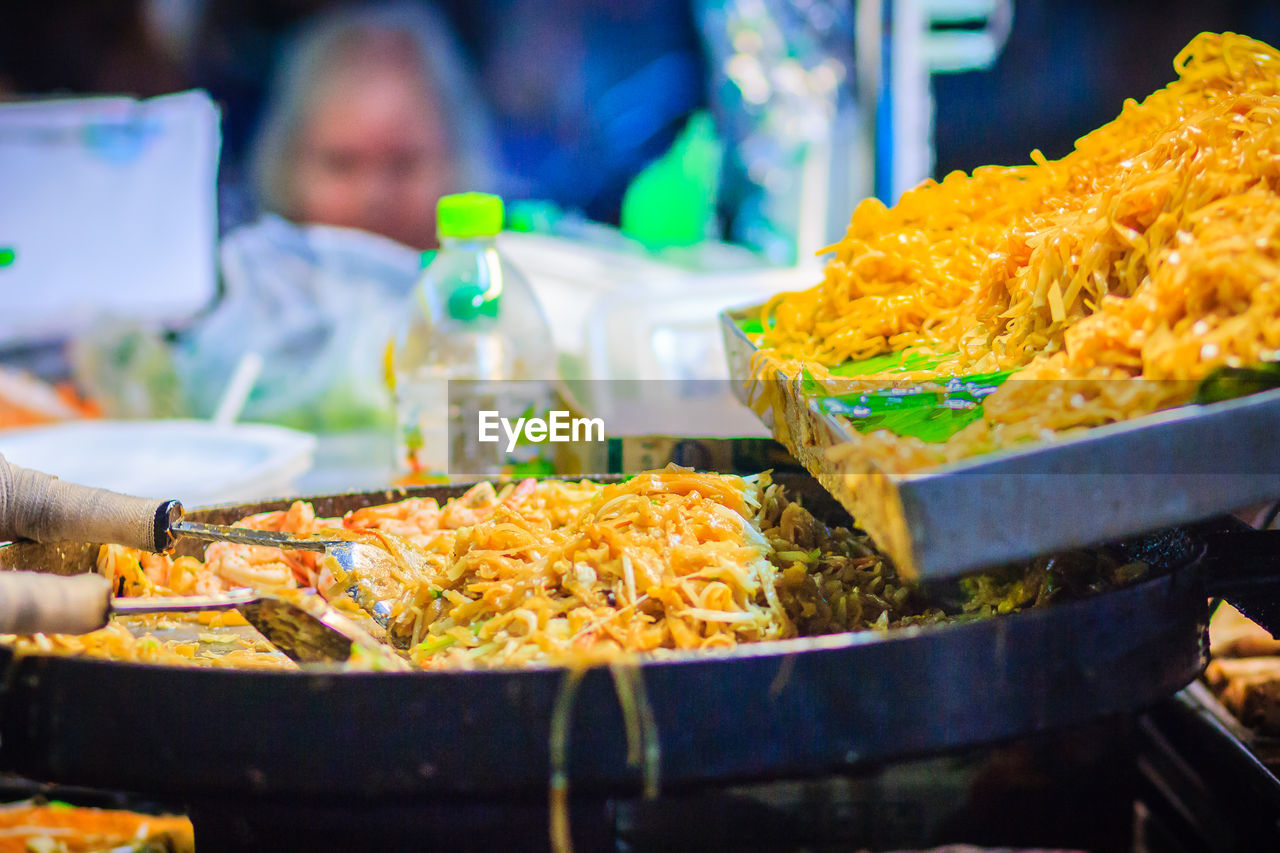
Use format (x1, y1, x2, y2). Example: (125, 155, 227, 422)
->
(0, 570, 407, 668)
(0, 453, 410, 661)
(166, 518, 414, 635)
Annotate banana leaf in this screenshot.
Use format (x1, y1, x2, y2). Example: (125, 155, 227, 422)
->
(1193, 362, 1280, 404)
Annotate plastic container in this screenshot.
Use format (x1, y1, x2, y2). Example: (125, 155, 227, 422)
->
(495, 229, 822, 438)
(390, 193, 557, 478)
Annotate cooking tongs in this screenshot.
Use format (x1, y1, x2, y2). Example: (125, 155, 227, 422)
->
(0, 453, 407, 668)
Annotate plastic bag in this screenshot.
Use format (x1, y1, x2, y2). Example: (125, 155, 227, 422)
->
(173, 215, 421, 431)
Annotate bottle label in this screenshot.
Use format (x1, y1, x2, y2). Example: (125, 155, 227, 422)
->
(394, 374, 451, 478)
(458, 380, 566, 478)
(397, 379, 564, 480)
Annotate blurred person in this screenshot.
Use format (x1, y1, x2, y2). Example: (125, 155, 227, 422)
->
(250, 2, 497, 250)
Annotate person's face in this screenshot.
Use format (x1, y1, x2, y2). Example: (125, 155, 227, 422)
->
(293, 62, 454, 250)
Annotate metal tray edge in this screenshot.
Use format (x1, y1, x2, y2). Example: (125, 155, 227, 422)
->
(718, 304, 1280, 579)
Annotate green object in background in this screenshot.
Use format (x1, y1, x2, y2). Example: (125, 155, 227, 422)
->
(739, 316, 1280, 444)
(823, 349, 956, 377)
(445, 283, 500, 322)
(0, 247, 14, 267)
(433, 194, 504, 323)
(505, 199, 564, 234)
(620, 111, 724, 250)
(437, 192, 504, 238)
(510, 458, 557, 478)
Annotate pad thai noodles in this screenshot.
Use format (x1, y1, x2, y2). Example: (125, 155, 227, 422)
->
(752, 32, 1280, 472)
(1, 467, 1144, 670)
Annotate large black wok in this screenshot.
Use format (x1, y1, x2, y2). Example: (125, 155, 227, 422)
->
(1, 473, 1268, 804)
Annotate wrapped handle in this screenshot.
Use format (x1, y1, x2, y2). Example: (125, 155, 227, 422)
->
(0, 453, 175, 551)
(0, 571, 111, 635)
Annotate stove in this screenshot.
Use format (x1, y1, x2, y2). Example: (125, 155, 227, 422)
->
(5, 684, 1276, 852)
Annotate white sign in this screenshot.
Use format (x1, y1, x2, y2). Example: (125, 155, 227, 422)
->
(0, 90, 220, 346)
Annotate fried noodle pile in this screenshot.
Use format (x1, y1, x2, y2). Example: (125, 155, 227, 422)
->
(8, 468, 947, 670)
(756, 32, 1280, 470)
(3, 468, 1147, 669)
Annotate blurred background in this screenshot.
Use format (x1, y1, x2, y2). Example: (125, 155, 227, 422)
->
(2, 0, 1279, 496)
(4, 0, 1277, 232)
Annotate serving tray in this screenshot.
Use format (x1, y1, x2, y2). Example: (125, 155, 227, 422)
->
(721, 306, 1280, 580)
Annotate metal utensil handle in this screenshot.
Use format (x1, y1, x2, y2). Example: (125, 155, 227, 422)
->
(0, 571, 111, 635)
(110, 588, 261, 616)
(171, 520, 329, 552)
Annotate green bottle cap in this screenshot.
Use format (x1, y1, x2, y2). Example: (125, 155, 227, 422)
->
(446, 284, 500, 322)
(437, 193, 504, 239)
(0, 248, 14, 268)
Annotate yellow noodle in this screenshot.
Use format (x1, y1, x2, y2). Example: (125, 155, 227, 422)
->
(755, 32, 1280, 470)
(1, 467, 949, 670)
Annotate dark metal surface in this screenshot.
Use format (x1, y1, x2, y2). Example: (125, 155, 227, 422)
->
(106, 589, 398, 667)
(0, 476, 1214, 799)
(1106, 517, 1280, 637)
(1197, 528, 1280, 638)
(1136, 683, 1280, 852)
(234, 594, 408, 669)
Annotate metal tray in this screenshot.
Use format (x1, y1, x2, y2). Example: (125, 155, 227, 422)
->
(721, 307, 1280, 581)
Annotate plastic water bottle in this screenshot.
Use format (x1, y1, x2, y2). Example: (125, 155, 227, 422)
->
(389, 193, 557, 479)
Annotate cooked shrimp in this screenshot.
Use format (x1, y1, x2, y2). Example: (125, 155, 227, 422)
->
(345, 497, 443, 538)
(203, 542, 296, 591)
(236, 501, 322, 535)
(441, 483, 501, 528)
(164, 556, 221, 595)
(501, 478, 537, 507)
(139, 552, 175, 587)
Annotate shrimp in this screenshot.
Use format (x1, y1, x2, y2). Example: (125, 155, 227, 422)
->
(234, 509, 288, 531)
(460, 481, 497, 507)
(441, 482, 500, 528)
(224, 501, 342, 586)
(279, 501, 321, 535)
(345, 482, 524, 537)
(346, 498, 443, 538)
(139, 552, 176, 587)
(163, 555, 222, 596)
(202, 542, 296, 591)
(237, 501, 320, 535)
(501, 478, 537, 507)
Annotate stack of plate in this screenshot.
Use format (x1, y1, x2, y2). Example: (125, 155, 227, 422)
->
(0, 420, 315, 506)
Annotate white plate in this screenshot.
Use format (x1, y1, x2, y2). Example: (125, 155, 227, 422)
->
(0, 420, 315, 506)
